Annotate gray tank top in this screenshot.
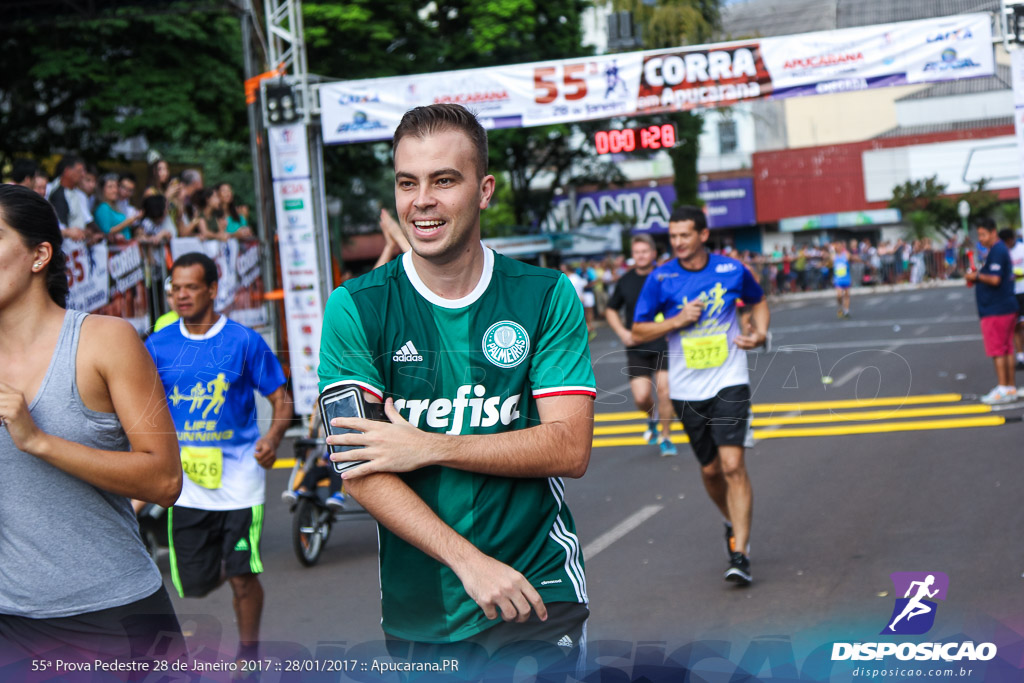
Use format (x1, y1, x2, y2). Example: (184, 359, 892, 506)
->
(0, 309, 162, 618)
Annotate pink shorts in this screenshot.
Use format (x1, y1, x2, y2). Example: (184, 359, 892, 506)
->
(980, 313, 1017, 357)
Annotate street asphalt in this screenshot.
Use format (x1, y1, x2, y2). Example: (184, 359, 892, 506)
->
(157, 283, 1024, 681)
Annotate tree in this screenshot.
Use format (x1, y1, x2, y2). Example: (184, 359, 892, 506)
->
(0, 4, 248, 171)
(608, 0, 723, 208)
(888, 175, 1000, 239)
(304, 0, 605, 231)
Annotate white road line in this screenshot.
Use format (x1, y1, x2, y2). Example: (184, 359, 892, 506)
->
(915, 326, 930, 336)
(907, 294, 925, 303)
(770, 316, 974, 334)
(866, 298, 884, 307)
(583, 504, 664, 559)
(833, 366, 866, 388)
(776, 334, 980, 351)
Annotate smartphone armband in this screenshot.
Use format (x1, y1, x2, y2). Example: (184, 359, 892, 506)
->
(318, 383, 387, 474)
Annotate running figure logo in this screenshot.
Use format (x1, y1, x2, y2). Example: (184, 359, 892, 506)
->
(882, 572, 949, 635)
(167, 373, 232, 418)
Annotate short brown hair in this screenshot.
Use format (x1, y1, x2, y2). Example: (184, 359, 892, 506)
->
(392, 104, 489, 178)
(631, 234, 657, 251)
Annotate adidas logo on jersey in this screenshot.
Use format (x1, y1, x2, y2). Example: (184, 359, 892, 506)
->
(392, 340, 423, 362)
(557, 635, 574, 649)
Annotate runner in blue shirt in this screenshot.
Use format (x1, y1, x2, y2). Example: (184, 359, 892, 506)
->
(146, 252, 290, 666)
(833, 241, 853, 318)
(632, 206, 770, 585)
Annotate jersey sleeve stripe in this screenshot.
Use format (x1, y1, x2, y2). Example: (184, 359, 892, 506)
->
(532, 386, 597, 398)
(322, 379, 384, 402)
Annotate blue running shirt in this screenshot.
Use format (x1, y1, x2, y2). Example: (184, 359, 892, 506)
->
(634, 254, 764, 401)
(833, 253, 851, 288)
(146, 317, 286, 509)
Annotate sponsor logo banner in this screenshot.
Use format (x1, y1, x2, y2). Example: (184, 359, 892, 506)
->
(320, 13, 993, 144)
(637, 42, 772, 114)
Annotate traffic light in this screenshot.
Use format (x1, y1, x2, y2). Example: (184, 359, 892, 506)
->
(264, 83, 301, 126)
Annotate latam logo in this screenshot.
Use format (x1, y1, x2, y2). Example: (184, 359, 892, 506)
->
(783, 52, 864, 70)
(715, 263, 737, 273)
(927, 28, 973, 43)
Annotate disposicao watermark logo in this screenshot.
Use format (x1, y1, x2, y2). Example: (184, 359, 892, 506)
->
(831, 572, 998, 663)
(882, 571, 947, 635)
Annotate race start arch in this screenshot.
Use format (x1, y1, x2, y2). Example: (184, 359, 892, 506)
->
(314, 13, 995, 145)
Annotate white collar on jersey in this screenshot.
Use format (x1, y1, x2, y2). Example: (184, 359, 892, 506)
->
(402, 245, 494, 309)
(178, 314, 227, 340)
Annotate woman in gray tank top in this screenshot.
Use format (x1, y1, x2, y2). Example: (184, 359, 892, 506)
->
(0, 185, 186, 669)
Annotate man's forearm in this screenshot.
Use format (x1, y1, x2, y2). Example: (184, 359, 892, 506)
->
(632, 319, 678, 344)
(265, 388, 292, 445)
(344, 473, 481, 569)
(750, 299, 771, 335)
(604, 308, 628, 337)
(434, 407, 593, 479)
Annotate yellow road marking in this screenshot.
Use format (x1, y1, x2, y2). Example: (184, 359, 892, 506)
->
(593, 404, 991, 435)
(591, 415, 1004, 448)
(594, 393, 964, 422)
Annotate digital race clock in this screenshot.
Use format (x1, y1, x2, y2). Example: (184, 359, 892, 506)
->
(594, 124, 677, 155)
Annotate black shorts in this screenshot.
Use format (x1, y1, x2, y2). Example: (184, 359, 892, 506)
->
(624, 345, 667, 379)
(1016, 293, 1024, 320)
(385, 602, 588, 682)
(672, 385, 751, 466)
(168, 505, 264, 598)
(0, 586, 186, 674)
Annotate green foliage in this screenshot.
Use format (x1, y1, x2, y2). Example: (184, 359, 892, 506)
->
(888, 175, 1001, 239)
(304, 0, 598, 231)
(480, 177, 520, 238)
(607, 0, 721, 209)
(160, 139, 254, 207)
(0, 4, 247, 170)
(611, 0, 720, 48)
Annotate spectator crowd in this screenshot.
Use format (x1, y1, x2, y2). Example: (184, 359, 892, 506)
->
(7, 154, 254, 247)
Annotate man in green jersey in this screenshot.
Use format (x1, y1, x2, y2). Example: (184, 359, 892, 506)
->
(318, 104, 596, 676)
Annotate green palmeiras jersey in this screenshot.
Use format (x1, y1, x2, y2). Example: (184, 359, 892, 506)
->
(318, 247, 596, 643)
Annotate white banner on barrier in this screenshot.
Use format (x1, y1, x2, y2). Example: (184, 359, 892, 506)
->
(320, 13, 994, 144)
(269, 122, 324, 415)
(65, 240, 110, 312)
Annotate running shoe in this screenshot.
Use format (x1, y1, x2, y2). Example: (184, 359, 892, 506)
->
(981, 386, 1017, 404)
(642, 421, 659, 445)
(326, 492, 346, 510)
(725, 551, 752, 585)
(658, 438, 677, 457)
(281, 489, 298, 505)
(724, 522, 736, 556)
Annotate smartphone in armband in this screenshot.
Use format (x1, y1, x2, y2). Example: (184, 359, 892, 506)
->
(318, 383, 388, 474)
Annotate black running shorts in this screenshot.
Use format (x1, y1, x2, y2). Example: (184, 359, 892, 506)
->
(624, 346, 667, 379)
(385, 602, 589, 682)
(168, 505, 264, 598)
(672, 384, 751, 466)
(0, 587, 186, 674)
